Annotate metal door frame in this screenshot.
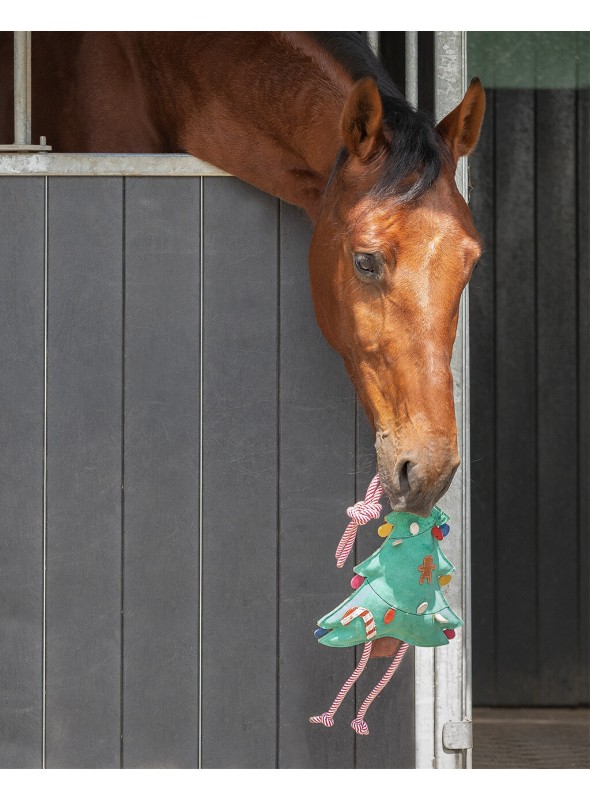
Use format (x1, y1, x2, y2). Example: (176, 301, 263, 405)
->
(407, 31, 472, 769)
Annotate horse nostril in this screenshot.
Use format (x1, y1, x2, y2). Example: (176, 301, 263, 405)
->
(398, 460, 411, 495)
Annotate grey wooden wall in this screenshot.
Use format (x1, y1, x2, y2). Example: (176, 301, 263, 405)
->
(0, 175, 414, 768)
(469, 87, 590, 707)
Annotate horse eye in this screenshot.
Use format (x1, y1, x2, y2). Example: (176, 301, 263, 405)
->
(353, 252, 381, 278)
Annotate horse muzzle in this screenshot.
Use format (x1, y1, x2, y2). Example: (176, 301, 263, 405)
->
(375, 431, 460, 517)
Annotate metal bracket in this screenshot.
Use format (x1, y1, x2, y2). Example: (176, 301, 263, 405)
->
(442, 719, 473, 750)
(0, 139, 52, 153)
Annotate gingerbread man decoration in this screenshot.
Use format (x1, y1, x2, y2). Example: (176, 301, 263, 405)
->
(418, 555, 435, 585)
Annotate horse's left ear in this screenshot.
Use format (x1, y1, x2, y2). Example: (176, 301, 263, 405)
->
(341, 77, 385, 161)
(436, 77, 486, 162)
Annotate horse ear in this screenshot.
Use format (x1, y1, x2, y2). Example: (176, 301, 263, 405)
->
(341, 77, 385, 161)
(436, 77, 486, 162)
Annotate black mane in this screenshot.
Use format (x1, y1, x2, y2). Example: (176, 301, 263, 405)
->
(311, 32, 446, 202)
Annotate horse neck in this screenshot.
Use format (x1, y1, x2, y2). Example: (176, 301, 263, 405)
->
(134, 33, 354, 220)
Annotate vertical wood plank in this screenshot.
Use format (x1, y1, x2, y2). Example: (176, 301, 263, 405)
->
(355, 412, 415, 768)
(123, 178, 201, 766)
(277, 202, 356, 768)
(577, 84, 590, 705)
(201, 178, 278, 768)
(45, 177, 122, 767)
(536, 88, 579, 704)
(494, 90, 537, 705)
(0, 177, 44, 767)
(469, 89, 498, 706)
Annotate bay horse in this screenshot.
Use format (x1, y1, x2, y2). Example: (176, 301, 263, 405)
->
(0, 32, 484, 658)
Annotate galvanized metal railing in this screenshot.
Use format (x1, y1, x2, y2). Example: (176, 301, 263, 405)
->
(405, 31, 418, 109)
(413, 31, 473, 770)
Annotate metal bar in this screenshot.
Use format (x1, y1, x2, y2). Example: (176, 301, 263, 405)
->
(42, 175, 48, 769)
(13, 32, 32, 145)
(367, 31, 379, 57)
(415, 646, 435, 768)
(414, 31, 471, 770)
(198, 176, 204, 769)
(434, 29, 470, 770)
(405, 32, 419, 109)
(0, 153, 229, 177)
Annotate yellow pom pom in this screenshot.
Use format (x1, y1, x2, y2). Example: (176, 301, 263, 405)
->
(438, 574, 452, 586)
(378, 522, 393, 538)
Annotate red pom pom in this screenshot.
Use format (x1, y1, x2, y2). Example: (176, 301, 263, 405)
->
(350, 574, 364, 589)
(431, 526, 444, 540)
(384, 608, 396, 624)
(443, 629, 456, 640)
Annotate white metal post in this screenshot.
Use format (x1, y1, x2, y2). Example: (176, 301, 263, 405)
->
(13, 31, 31, 145)
(414, 31, 472, 769)
(405, 32, 418, 109)
(367, 31, 379, 57)
(0, 31, 51, 152)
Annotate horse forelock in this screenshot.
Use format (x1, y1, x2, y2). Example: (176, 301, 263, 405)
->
(309, 32, 448, 205)
(373, 100, 449, 203)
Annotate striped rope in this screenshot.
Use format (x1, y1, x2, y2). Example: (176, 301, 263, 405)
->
(341, 605, 377, 639)
(351, 641, 410, 735)
(309, 641, 373, 728)
(335, 474, 383, 568)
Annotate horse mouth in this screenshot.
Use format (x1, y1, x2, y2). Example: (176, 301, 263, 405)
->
(381, 466, 457, 517)
(375, 434, 460, 517)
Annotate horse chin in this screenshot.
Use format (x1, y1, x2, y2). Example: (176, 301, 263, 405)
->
(385, 490, 444, 519)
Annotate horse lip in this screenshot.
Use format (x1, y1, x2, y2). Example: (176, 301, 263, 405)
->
(379, 463, 458, 518)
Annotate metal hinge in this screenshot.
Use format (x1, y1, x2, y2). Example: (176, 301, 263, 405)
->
(442, 719, 473, 750)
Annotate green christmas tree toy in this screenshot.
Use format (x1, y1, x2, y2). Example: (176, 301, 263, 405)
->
(310, 474, 461, 735)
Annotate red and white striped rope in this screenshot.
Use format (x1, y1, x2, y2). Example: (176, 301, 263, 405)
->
(309, 641, 373, 728)
(335, 474, 383, 568)
(341, 605, 377, 639)
(351, 641, 410, 735)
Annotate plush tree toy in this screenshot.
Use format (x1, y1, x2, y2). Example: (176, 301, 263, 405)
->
(310, 475, 461, 735)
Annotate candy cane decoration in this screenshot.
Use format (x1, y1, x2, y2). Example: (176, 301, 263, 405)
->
(341, 605, 377, 639)
(335, 474, 383, 568)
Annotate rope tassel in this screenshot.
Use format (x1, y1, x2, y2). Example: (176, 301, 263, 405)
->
(351, 642, 409, 735)
(309, 641, 410, 735)
(335, 474, 383, 568)
(309, 642, 373, 728)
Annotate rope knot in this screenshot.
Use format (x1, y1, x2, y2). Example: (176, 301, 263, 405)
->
(346, 499, 382, 525)
(351, 718, 370, 736)
(335, 474, 383, 568)
(309, 713, 334, 728)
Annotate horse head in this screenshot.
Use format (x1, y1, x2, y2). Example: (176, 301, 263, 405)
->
(309, 77, 485, 516)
